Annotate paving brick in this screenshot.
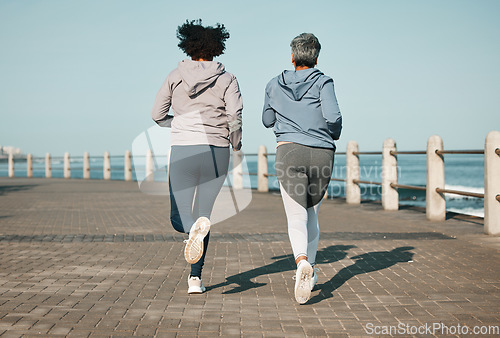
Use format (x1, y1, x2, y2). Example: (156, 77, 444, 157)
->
(0, 178, 499, 336)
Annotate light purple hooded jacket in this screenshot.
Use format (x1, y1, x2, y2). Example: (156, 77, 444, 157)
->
(151, 59, 243, 150)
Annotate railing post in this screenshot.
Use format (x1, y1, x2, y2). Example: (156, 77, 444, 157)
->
(64, 152, 71, 179)
(484, 130, 500, 235)
(426, 135, 445, 221)
(45, 153, 52, 178)
(83, 152, 90, 179)
(382, 138, 398, 210)
(104, 151, 111, 180)
(27, 154, 33, 178)
(346, 141, 360, 204)
(8, 153, 14, 178)
(232, 151, 243, 189)
(257, 145, 268, 192)
(146, 149, 154, 182)
(124, 150, 132, 181)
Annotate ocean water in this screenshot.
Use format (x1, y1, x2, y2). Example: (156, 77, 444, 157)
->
(0, 153, 485, 217)
(246, 153, 484, 217)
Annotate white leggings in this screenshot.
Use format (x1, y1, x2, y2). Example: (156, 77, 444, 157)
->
(280, 183, 321, 265)
(275, 143, 333, 265)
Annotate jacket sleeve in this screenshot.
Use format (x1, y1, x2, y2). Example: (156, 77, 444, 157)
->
(320, 78, 342, 140)
(151, 75, 174, 127)
(224, 75, 243, 150)
(262, 85, 277, 128)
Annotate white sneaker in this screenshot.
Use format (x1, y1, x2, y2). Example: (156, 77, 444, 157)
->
(184, 217, 211, 264)
(294, 260, 313, 304)
(310, 268, 319, 291)
(187, 276, 206, 294)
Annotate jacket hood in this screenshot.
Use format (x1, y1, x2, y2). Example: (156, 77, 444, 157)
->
(178, 59, 226, 97)
(277, 68, 323, 101)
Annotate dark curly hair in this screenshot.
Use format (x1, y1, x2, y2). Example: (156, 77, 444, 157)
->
(176, 19, 230, 60)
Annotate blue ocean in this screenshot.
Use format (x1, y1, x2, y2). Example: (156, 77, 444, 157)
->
(0, 153, 485, 217)
(246, 153, 484, 217)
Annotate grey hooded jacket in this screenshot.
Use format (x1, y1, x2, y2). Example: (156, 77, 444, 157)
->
(262, 68, 342, 150)
(152, 59, 243, 149)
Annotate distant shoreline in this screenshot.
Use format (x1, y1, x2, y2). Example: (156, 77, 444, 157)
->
(0, 155, 26, 161)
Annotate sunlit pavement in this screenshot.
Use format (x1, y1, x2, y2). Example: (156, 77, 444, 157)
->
(0, 178, 499, 337)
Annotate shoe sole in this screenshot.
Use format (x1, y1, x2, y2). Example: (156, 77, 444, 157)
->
(184, 217, 211, 264)
(295, 262, 313, 304)
(188, 286, 206, 294)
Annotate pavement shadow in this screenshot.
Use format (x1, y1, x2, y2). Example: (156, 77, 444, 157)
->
(206, 244, 356, 294)
(0, 184, 38, 196)
(445, 211, 484, 225)
(308, 246, 415, 304)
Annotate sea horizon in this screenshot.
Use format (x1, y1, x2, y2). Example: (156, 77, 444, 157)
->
(0, 153, 485, 218)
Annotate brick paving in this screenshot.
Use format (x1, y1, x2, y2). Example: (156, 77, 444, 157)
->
(0, 177, 499, 337)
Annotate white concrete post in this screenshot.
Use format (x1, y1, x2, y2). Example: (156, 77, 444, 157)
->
(382, 138, 398, 210)
(346, 141, 360, 204)
(27, 154, 33, 178)
(64, 152, 71, 179)
(103, 151, 111, 180)
(257, 145, 269, 192)
(45, 153, 52, 178)
(232, 151, 243, 189)
(83, 152, 90, 179)
(145, 149, 154, 182)
(484, 130, 500, 235)
(124, 150, 132, 181)
(426, 135, 445, 221)
(8, 153, 14, 178)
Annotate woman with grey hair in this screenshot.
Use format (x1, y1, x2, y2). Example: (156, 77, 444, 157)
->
(262, 33, 342, 304)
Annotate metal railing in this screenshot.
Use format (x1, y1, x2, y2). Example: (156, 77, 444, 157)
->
(347, 148, 488, 199)
(4, 152, 137, 181)
(390, 183, 426, 191)
(436, 187, 484, 199)
(240, 141, 491, 206)
(3, 132, 500, 234)
(231, 133, 500, 235)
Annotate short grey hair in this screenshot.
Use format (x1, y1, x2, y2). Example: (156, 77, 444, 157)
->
(290, 33, 321, 68)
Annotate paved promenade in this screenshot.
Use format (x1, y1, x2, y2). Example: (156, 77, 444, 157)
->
(0, 178, 499, 337)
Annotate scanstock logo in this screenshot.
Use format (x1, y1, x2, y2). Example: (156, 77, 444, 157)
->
(132, 124, 252, 225)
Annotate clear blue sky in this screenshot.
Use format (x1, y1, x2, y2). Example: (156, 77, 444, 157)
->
(1, 0, 499, 156)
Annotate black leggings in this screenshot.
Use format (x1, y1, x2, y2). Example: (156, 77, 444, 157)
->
(168, 145, 230, 277)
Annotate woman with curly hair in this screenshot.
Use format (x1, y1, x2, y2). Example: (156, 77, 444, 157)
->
(151, 19, 243, 294)
(263, 33, 342, 304)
